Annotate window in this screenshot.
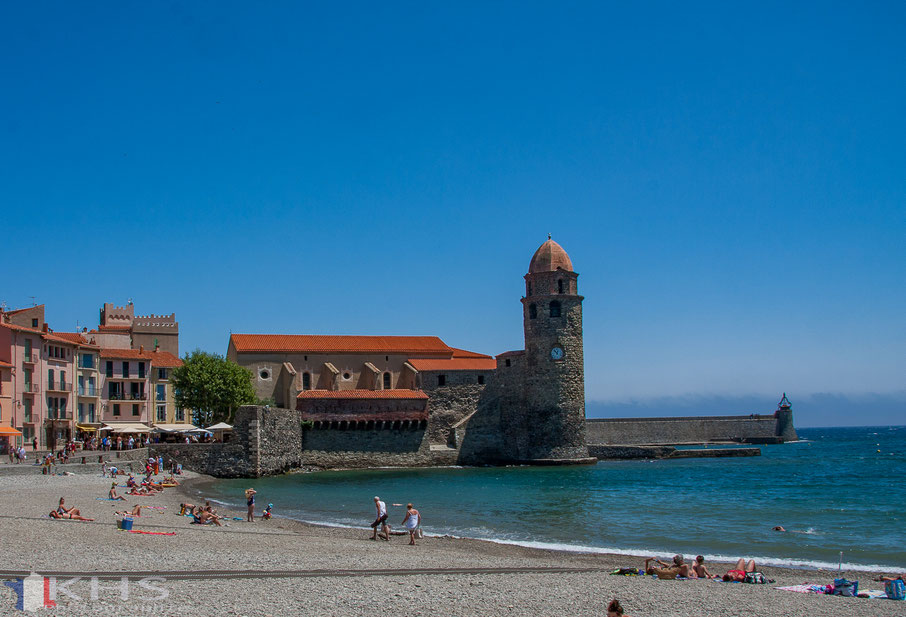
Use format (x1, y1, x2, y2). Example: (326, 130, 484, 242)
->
(88, 376, 96, 396)
(527, 282, 532, 296)
(60, 371, 66, 390)
(342, 372, 351, 380)
(558, 279, 564, 294)
(47, 369, 54, 390)
(132, 404, 139, 416)
(157, 384, 165, 401)
(24, 339, 32, 358)
(113, 404, 121, 417)
(81, 353, 94, 369)
(24, 399, 33, 421)
(437, 375, 446, 387)
(383, 372, 391, 389)
(78, 402, 84, 422)
(108, 381, 123, 400)
(301, 372, 311, 391)
(175, 408, 185, 422)
(529, 303, 537, 319)
(478, 375, 485, 385)
(60, 398, 66, 417)
(505, 359, 511, 367)
(32, 318, 38, 328)
(259, 369, 270, 380)
(106, 361, 113, 378)
(78, 376, 85, 396)
(158, 368, 168, 380)
(138, 362, 145, 379)
(122, 362, 129, 378)
(88, 403, 95, 423)
(157, 405, 166, 422)
(549, 301, 562, 318)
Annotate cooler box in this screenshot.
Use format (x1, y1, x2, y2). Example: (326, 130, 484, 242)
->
(118, 517, 134, 531)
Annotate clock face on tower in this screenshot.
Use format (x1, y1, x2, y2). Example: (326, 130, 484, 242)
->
(550, 346, 564, 361)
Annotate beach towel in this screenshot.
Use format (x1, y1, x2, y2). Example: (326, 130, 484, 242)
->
(128, 530, 176, 536)
(775, 584, 832, 594)
(857, 590, 889, 599)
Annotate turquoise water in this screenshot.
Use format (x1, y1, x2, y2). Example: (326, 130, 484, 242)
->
(201, 426, 905, 572)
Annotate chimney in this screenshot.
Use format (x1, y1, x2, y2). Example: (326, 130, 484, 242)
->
(139, 345, 144, 353)
(154, 342, 160, 352)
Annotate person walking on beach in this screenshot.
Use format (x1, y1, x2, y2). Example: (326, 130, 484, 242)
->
(246, 488, 256, 522)
(402, 503, 420, 546)
(371, 496, 390, 541)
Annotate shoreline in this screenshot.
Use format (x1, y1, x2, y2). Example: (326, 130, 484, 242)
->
(2, 471, 903, 616)
(180, 474, 905, 576)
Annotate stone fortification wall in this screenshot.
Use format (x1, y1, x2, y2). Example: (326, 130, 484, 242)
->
(424, 384, 485, 445)
(151, 442, 248, 477)
(301, 426, 431, 468)
(586, 414, 786, 445)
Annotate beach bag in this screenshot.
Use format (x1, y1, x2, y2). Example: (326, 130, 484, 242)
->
(886, 579, 906, 601)
(833, 578, 858, 597)
(743, 572, 770, 584)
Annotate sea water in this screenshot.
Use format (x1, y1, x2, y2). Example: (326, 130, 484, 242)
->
(200, 426, 905, 573)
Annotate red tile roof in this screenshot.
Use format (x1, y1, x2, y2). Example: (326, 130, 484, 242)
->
(53, 332, 99, 348)
(407, 358, 497, 371)
(297, 389, 429, 400)
(99, 348, 183, 367)
(496, 350, 525, 358)
(450, 347, 493, 359)
(231, 334, 453, 356)
(3, 305, 44, 315)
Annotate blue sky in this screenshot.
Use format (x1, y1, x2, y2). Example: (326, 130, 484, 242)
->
(2, 2, 903, 426)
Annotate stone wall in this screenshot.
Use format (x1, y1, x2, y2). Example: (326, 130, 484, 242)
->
(423, 383, 486, 445)
(301, 425, 432, 468)
(585, 414, 787, 445)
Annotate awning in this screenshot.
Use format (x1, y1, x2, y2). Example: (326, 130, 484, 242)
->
(75, 424, 98, 432)
(0, 426, 22, 437)
(152, 423, 199, 433)
(103, 423, 152, 434)
(205, 422, 233, 431)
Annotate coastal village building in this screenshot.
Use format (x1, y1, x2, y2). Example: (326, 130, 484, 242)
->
(0, 302, 183, 452)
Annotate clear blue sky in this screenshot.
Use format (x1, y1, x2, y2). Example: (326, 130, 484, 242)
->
(2, 2, 903, 425)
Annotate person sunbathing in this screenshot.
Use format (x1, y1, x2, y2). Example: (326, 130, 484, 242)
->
(108, 483, 127, 501)
(644, 555, 694, 579)
(877, 575, 906, 582)
(193, 510, 222, 526)
(722, 558, 756, 581)
(692, 555, 716, 578)
(125, 475, 137, 488)
(49, 510, 94, 521)
(115, 504, 142, 517)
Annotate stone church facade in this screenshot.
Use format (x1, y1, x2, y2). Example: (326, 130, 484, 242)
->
(226, 237, 594, 466)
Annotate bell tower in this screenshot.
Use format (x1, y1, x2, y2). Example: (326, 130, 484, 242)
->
(515, 236, 590, 462)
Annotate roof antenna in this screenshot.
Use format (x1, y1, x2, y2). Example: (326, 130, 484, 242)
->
(29, 296, 36, 306)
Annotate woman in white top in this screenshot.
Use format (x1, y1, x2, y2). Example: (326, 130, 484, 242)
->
(401, 503, 420, 546)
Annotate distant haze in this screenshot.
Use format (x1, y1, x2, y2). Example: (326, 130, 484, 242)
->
(587, 392, 906, 428)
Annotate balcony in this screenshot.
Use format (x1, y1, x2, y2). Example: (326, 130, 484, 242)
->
(23, 412, 34, 423)
(108, 392, 147, 401)
(78, 388, 98, 397)
(23, 383, 40, 394)
(22, 354, 38, 364)
(47, 382, 69, 393)
(46, 413, 72, 421)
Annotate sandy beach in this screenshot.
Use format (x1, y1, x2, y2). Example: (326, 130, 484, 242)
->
(0, 469, 901, 617)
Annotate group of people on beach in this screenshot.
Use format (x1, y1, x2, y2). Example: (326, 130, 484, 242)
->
(643, 554, 758, 581)
(370, 496, 421, 545)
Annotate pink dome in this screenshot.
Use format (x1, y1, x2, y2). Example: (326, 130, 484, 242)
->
(528, 238, 574, 273)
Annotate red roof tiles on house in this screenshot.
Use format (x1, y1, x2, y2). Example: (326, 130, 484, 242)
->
(3, 305, 44, 315)
(296, 389, 429, 400)
(231, 334, 453, 356)
(407, 358, 497, 371)
(450, 347, 493, 359)
(99, 348, 183, 367)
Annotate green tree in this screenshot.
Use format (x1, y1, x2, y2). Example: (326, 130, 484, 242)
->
(171, 349, 257, 427)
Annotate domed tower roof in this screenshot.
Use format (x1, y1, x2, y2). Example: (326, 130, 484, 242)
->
(528, 236, 574, 273)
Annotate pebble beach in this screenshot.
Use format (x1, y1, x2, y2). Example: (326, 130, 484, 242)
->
(0, 470, 902, 617)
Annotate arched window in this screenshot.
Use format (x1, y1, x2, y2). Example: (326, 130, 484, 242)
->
(549, 301, 562, 318)
(527, 282, 532, 296)
(383, 372, 391, 389)
(558, 279, 564, 294)
(302, 372, 311, 391)
(529, 303, 537, 319)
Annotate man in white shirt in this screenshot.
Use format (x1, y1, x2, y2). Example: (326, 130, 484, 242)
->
(370, 496, 390, 541)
